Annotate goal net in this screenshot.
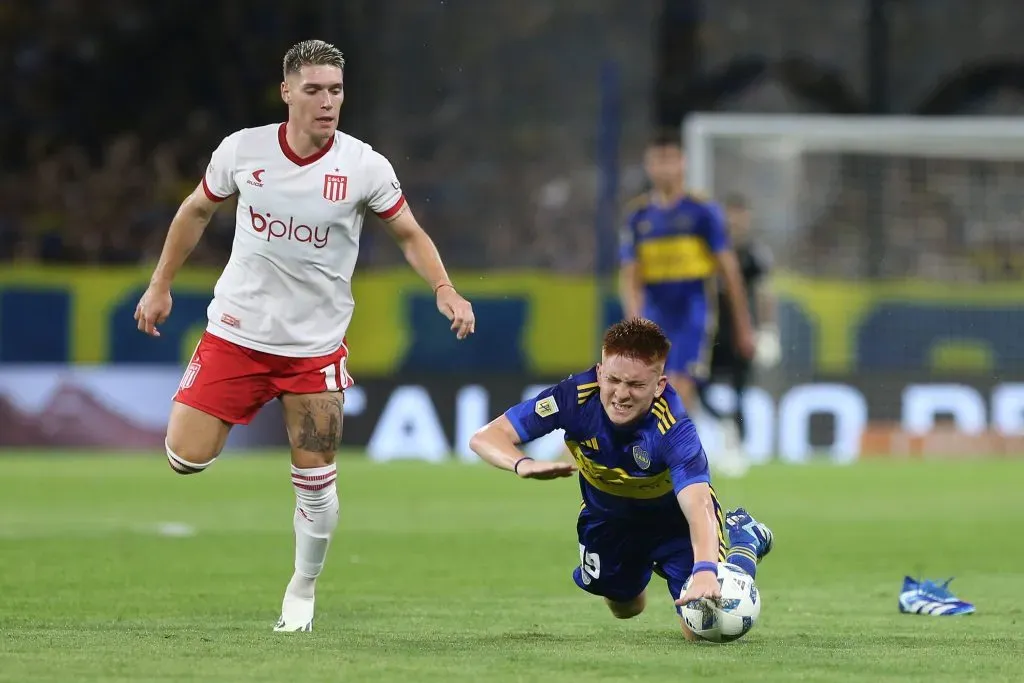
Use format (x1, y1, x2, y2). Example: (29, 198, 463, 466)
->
(680, 114, 1024, 463)
(684, 114, 1024, 281)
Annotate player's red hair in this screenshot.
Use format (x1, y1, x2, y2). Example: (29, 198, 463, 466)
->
(601, 318, 671, 365)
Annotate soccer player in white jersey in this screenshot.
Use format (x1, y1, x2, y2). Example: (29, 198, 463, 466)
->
(133, 39, 475, 632)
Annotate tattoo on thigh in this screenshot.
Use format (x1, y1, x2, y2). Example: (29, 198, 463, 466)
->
(295, 395, 344, 452)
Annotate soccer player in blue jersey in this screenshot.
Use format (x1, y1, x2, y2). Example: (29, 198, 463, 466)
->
(469, 319, 773, 638)
(619, 132, 756, 475)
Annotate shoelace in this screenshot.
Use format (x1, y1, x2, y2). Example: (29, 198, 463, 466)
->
(918, 577, 956, 601)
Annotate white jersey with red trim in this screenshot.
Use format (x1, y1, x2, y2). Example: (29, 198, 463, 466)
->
(200, 122, 406, 357)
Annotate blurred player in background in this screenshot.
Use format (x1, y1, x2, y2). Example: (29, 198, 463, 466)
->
(619, 131, 755, 476)
(699, 193, 780, 475)
(469, 319, 773, 638)
(134, 39, 475, 632)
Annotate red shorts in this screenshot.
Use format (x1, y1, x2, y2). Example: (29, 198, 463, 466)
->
(173, 331, 353, 425)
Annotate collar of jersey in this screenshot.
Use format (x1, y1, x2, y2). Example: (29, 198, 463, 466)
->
(278, 122, 335, 166)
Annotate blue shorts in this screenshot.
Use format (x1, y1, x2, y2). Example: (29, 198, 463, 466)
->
(573, 507, 695, 607)
(644, 304, 716, 381)
(664, 328, 713, 381)
(573, 498, 728, 611)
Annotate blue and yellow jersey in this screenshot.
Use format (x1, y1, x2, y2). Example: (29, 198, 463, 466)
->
(504, 367, 711, 527)
(619, 193, 729, 315)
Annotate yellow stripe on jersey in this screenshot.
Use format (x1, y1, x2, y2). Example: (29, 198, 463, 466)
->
(710, 486, 727, 562)
(651, 397, 677, 434)
(581, 437, 599, 451)
(566, 440, 673, 500)
(577, 381, 599, 405)
(636, 235, 717, 282)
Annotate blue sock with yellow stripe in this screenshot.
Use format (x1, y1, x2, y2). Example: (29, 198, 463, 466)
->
(725, 545, 758, 579)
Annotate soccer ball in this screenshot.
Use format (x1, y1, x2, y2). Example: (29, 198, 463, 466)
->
(679, 562, 761, 643)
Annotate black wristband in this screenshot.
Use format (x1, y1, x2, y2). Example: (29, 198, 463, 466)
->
(513, 456, 534, 475)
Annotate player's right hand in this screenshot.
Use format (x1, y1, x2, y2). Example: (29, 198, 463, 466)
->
(516, 459, 577, 480)
(734, 325, 756, 361)
(135, 285, 173, 337)
(676, 570, 722, 607)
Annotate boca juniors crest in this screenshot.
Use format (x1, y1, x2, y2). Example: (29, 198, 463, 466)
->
(632, 445, 651, 470)
(323, 174, 348, 202)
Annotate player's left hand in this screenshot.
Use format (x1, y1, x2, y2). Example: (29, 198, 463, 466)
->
(675, 570, 722, 607)
(436, 284, 475, 340)
(516, 458, 577, 480)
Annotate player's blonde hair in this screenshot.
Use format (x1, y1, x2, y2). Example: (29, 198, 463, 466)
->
(283, 40, 345, 78)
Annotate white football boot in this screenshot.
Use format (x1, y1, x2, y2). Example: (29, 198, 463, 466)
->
(273, 588, 315, 632)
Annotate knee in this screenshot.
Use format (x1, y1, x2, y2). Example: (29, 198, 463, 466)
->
(606, 595, 645, 619)
(165, 402, 228, 474)
(164, 437, 219, 475)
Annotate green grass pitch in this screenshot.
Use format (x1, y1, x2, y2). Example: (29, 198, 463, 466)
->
(0, 453, 1021, 682)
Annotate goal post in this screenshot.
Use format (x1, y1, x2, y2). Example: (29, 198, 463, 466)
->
(679, 113, 1024, 463)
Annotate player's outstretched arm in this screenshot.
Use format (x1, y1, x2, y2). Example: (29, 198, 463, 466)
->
(382, 207, 475, 340)
(661, 419, 721, 604)
(135, 185, 222, 337)
(469, 415, 576, 480)
(675, 482, 723, 605)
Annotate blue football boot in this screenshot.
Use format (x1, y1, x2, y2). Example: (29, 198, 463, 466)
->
(725, 507, 774, 564)
(898, 576, 975, 616)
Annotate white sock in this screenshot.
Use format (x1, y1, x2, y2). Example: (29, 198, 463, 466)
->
(288, 464, 340, 598)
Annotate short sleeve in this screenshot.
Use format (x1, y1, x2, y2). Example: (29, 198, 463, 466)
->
(619, 212, 638, 263)
(202, 132, 241, 202)
(365, 150, 406, 220)
(698, 202, 730, 253)
(660, 419, 711, 494)
(503, 378, 577, 444)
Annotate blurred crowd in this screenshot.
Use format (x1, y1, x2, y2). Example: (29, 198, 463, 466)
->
(799, 160, 1024, 282)
(2, 0, 1023, 280)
